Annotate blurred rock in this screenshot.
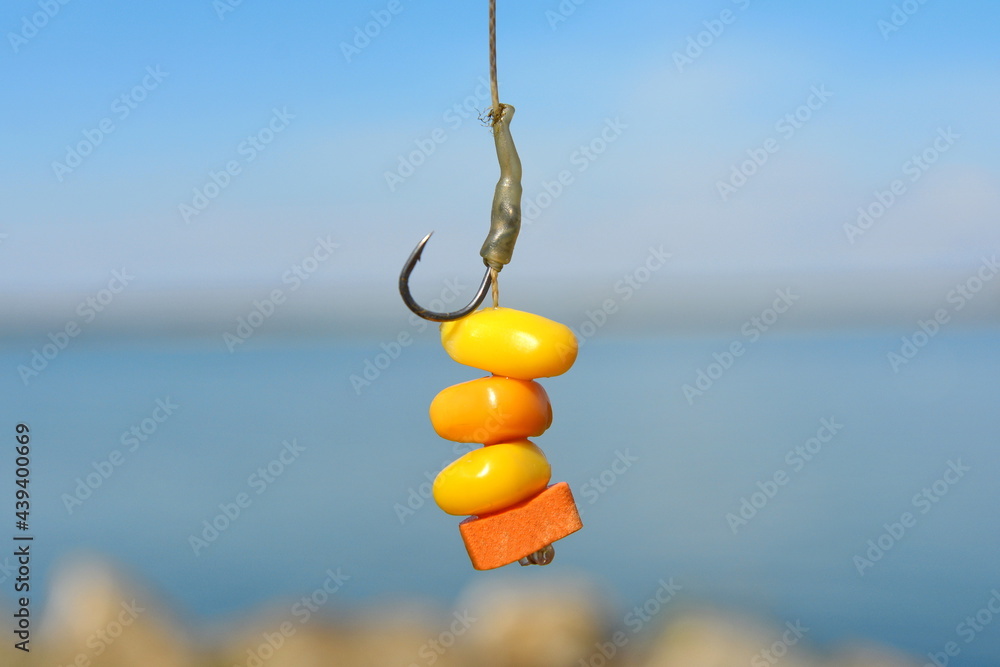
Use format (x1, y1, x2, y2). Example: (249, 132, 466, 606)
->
(629, 611, 924, 667)
(20, 557, 924, 667)
(212, 601, 472, 667)
(213, 618, 352, 667)
(457, 575, 609, 667)
(350, 608, 473, 667)
(824, 644, 921, 667)
(37, 556, 196, 667)
(631, 610, 819, 667)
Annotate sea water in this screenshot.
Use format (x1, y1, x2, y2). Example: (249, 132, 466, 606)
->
(2, 329, 998, 664)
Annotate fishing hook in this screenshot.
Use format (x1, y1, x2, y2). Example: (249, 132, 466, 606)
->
(399, 233, 493, 322)
(399, 104, 522, 322)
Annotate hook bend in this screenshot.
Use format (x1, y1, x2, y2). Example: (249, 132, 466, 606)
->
(399, 233, 492, 322)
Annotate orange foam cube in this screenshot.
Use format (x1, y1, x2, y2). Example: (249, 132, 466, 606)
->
(458, 482, 583, 570)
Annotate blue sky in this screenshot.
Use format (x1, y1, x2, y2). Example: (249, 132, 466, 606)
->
(2, 0, 999, 335)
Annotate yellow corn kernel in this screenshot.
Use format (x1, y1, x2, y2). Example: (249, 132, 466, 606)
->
(429, 376, 552, 444)
(440, 307, 578, 379)
(433, 440, 551, 516)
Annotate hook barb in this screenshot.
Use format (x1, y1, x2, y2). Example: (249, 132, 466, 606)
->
(399, 232, 492, 322)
